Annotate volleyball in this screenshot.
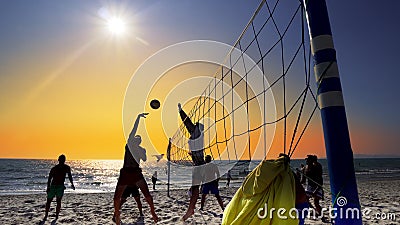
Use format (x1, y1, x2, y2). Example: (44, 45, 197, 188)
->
(150, 99, 160, 109)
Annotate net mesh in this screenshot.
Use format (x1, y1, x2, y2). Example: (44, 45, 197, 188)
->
(169, 0, 319, 167)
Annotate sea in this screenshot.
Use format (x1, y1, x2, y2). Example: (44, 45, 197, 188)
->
(0, 158, 399, 196)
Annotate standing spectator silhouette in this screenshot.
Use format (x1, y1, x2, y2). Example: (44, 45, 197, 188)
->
(226, 170, 232, 187)
(41, 154, 75, 222)
(151, 171, 158, 190)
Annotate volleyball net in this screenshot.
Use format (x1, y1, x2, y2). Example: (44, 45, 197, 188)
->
(168, 0, 319, 168)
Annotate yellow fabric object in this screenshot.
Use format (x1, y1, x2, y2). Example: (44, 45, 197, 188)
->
(222, 156, 298, 225)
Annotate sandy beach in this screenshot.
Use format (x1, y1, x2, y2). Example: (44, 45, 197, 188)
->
(0, 177, 399, 225)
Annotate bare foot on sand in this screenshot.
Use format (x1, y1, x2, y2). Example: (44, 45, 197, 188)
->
(151, 209, 159, 223)
(181, 209, 194, 221)
(113, 212, 121, 225)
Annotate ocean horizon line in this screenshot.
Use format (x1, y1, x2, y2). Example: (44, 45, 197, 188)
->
(1, 155, 400, 161)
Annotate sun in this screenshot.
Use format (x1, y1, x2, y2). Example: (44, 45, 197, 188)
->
(107, 17, 126, 35)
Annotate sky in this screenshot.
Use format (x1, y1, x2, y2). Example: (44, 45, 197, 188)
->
(0, 0, 399, 160)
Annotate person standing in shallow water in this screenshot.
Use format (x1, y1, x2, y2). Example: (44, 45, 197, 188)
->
(42, 154, 75, 222)
(113, 113, 159, 224)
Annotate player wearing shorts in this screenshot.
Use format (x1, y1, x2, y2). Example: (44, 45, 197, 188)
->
(41, 154, 75, 222)
(112, 185, 143, 222)
(113, 113, 158, 224)
(200, 155, 224, 210)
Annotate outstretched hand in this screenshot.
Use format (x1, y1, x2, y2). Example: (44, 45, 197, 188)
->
(138, 112, 149, 118)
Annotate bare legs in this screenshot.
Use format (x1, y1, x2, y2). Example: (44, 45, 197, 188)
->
(43, 198, 52, 221)
(216, 194, 224, 210)
(55, 197, 62, 219)
(113, 185, 126, 225)
(200, 194, 224, 210)
(119, 197, 143, 216)
(43, 197, 62, 221)
(136, 179, 159, 223)
(133, 196, 144, 216)
(114, 188, 145, 223)
(114, 181, 159, 224)
(314, 196, 322, 215)
(306, 195, 322, 217)
(200, 194, 206, 210)
(182, 186, 199, 221)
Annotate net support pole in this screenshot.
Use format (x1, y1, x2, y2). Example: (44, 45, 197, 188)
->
(167, 139, 171, 198)
(304, 0, 362, 224)
(167, 160, 171, 198)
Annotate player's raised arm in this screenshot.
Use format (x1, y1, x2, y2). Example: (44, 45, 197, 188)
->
(128, 113, 149, 140)
(178, 103, 195, 133)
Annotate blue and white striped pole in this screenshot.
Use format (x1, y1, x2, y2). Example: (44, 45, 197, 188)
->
(304, 0, 362, 224)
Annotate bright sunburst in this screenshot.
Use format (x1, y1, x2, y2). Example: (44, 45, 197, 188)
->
(107, 17, 126, 35)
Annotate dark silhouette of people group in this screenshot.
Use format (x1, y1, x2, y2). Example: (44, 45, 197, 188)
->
(304, 155, 324, 215)
(40, 105, 225, 224)
(295, 154, 325, 224)
(40, 103, 324, 225)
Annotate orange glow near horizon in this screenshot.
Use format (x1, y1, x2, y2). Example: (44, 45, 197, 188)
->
(0, 114, 394, 160)
(1, 2, 398, 162)
(0, 35, 142, 160)
(0, 34, 393, 161)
